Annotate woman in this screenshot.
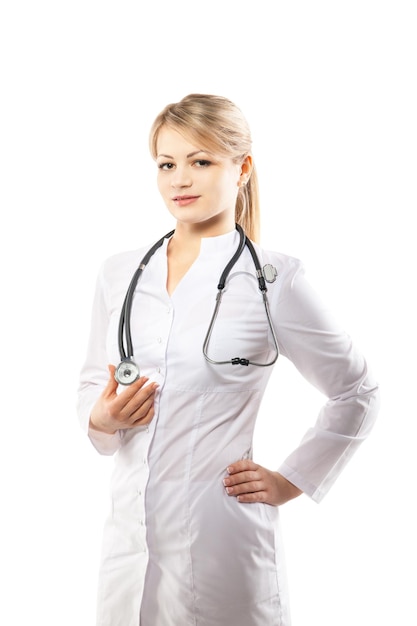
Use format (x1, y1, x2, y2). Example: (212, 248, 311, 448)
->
(77, 93, 380, 626)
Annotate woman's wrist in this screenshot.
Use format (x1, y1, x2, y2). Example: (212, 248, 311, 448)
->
(89, 415, 117, 435)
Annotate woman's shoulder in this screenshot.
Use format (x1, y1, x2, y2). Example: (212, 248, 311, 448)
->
(253, 242, 304, 278)
(98, 243, 156, 283)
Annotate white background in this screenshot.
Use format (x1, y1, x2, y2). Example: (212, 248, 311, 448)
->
(1, 1, 416, 624)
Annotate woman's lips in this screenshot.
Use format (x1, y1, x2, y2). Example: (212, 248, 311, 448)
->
(172, 195, 200, 207)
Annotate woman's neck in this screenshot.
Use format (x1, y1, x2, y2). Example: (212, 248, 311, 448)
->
(165, 219, 235, 295)
(172, 216, 235, 246)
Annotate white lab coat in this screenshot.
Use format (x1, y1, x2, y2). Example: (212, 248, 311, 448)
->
(77, 229, 380, 626)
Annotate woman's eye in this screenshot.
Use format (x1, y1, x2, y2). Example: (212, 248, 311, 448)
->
(194, 159, 211, 167)
(158, 162, 175, 170)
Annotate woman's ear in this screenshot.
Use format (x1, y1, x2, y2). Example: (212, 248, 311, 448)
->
(238, 155, 253, 186)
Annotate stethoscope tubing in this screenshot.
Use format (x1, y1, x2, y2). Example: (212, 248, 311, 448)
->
(116, 224, 279, 384)
(118, 230, 175, 360)
(202, 226, 279, 367)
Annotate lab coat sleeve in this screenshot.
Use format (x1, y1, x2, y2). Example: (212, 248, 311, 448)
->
(77, 267, 123, 456)
(274, 259, 380, 503)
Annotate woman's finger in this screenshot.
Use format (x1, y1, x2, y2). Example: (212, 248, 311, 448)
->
(223, 470, 259, 487)
(128, 389, 158, 424)
(110, 379, 154, 419)
(124, 383, 158, 418)
(224, 479, 264, 496)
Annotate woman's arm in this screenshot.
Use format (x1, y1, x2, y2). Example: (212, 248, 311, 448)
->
(77, 264, 157, 455)
(272, 258, 380, 502)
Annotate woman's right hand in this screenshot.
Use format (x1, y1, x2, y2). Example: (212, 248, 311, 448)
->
(89, 365, 159, 434)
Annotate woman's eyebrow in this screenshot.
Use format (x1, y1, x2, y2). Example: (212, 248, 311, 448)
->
(156, 150, 210, 159)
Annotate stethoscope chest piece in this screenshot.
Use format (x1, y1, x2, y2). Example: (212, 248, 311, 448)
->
(115, 359, 140, 385)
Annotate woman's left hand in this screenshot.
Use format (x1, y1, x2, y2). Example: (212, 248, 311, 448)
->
(223, 459, 303, 506)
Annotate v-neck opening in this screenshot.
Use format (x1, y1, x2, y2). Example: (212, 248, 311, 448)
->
(166, 254, 200, 298)
(164, 229, 239, 299)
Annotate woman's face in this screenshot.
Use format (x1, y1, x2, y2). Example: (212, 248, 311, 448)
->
(155, 126, 250, 231)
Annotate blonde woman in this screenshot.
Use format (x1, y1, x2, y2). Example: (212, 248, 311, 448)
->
(78, 94, 380, 626)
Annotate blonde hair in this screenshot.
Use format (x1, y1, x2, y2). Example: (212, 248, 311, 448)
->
(149, 94, 260, 242)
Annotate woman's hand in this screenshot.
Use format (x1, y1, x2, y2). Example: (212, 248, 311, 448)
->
(223, 459, 303, 506)
(89, 365, 158, 435)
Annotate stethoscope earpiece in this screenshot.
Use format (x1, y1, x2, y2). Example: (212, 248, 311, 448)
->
(262, 264, 277, 283)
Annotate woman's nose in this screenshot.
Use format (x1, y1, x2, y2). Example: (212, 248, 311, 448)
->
(170, 166, 192, 188)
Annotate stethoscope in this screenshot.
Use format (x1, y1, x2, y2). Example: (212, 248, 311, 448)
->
(115, 224, 280, 385)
